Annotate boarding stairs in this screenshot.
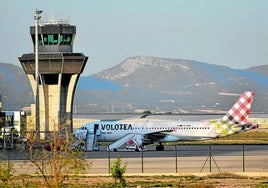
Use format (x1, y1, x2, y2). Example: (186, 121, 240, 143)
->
(85, 129, 100, 151)
(108, 133, 142, 151)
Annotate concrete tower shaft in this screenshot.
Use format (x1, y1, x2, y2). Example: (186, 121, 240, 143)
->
(19, 21, 88, 136)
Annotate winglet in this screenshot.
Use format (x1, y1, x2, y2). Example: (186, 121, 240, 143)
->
(221, 91, 255, 125)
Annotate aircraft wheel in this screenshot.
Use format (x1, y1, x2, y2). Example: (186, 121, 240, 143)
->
(156, 144, 164, 151)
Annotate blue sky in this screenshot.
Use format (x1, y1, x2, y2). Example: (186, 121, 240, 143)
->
(1, 0, 268, 76)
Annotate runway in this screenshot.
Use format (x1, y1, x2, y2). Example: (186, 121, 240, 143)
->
(3, 145, 268, 175)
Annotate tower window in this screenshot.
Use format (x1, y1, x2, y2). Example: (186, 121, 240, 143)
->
(42, 34, 59, 45)
(59, 34, 73, 45)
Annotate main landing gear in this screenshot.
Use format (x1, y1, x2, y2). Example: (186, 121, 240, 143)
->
(156, 142, 164, 151)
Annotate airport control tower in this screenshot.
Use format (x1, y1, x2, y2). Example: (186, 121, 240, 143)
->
(19, 15, 88, 137)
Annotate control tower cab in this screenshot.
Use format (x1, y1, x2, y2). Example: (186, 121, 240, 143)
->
(19, 19, 88, 137)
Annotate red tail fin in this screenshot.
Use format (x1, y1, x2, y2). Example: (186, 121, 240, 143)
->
(222, 91, 255, 125)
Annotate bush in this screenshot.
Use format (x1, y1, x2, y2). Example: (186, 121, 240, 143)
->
(0, 158, 13, 184)
(110, 156, 127, 187)
(26, 129, 90, 188)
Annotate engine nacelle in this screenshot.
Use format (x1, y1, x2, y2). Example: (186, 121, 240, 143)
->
(159, 135, 180, 142)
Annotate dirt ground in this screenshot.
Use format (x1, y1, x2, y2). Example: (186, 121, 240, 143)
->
(2, 173, 268, 187)
(82, 175, 267, 187)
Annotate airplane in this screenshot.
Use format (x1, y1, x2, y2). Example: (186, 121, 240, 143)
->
(73, 91, 258, 151)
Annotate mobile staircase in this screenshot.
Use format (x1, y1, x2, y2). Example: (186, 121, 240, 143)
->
(108, 134, 144, 151)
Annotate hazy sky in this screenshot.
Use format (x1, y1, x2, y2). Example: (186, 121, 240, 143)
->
(1, 0, 268, 76)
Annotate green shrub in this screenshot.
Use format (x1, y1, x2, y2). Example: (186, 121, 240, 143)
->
(110, 156, 127, 187)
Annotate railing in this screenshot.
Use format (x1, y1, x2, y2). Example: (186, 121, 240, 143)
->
(87, 145, 268, 174)
(1, 144, 266, 175)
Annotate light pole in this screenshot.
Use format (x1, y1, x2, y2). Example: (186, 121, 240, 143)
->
(34, 9, 42, 139)
(0, 95, 2, 111)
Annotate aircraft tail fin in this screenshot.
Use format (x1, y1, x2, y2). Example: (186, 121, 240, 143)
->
(210, 91, 257, 137)
(221, 91, 255, 125)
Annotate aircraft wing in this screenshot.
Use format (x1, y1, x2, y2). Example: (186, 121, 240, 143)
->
(144, 129, 174, 141)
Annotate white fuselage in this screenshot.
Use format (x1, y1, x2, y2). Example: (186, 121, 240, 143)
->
(88, 118, 218, 142)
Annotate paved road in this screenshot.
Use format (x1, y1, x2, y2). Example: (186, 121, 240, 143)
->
(2, 145, 268, 174)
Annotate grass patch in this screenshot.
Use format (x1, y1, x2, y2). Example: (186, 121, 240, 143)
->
(0, 173, 267, 187)
(207, 172, 244, 179)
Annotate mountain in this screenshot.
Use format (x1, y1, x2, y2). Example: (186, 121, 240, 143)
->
(1, 57, 268, 113)
(75, 56, 268, 113)
(246, 64, 268, 76)
(0, 62, 33, 110)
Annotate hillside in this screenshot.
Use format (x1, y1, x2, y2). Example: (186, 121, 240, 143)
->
(246, 64, 268, 78)
(1, 57, 268, 113)
(75, 56, 268, 113)
(0, 62, 33, 110)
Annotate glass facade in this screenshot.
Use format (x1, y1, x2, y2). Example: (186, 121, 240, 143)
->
(34, 33, 73, 45)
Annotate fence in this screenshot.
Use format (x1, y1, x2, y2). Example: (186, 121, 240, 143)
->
(1, 144, 268, 175)
(87, 145, 268, 174)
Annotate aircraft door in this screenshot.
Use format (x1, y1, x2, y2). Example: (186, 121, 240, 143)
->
(94, 124, 101, 136)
